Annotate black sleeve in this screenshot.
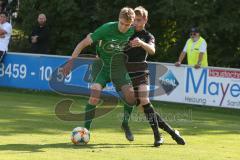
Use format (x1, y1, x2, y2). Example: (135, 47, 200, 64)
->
(148, 33, 155, 45)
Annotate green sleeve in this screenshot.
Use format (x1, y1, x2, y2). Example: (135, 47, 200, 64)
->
(90, 23, 110, 43)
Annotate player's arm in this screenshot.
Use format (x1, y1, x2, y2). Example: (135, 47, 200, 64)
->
(130, 37, 155, 55)
(141, 40, 155, 55)
(62, 23, 107, 76)
(71, 23, 108, 59)
(71, 34, 93, 59)
(62, 34, 93, 76)
(71, 22, 109, 59)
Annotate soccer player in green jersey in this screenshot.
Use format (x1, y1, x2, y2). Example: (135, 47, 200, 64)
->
(63, 7, 137, 135)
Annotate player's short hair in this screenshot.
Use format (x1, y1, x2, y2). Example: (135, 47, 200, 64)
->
(134, 6, 148, 19)
(119, 7, 135, 22)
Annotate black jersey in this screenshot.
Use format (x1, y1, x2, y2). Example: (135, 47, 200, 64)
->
(125, 29, 155, 62)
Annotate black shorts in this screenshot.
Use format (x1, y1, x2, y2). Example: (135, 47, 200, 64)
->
(0, 51, 6, 62)
(126, 62, 149, 90)
(128, 72, 149, 101)
(129, 72, 149, 89)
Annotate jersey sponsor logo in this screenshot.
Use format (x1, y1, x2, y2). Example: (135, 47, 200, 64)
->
(102, 41, 128, 53)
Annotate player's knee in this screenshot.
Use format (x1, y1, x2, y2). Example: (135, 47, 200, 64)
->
(89, 84, 102, 105)
(121, 85, 136, 105)
(125, 93, 136, 106)
(89, 97, 100, 105)
(91, 84, 102, 91)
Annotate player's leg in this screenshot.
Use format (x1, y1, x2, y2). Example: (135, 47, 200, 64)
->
(122, 103, 134, 126)
(121, 62, 148, 132)
(122, 104, 134, 141)
(138, 84, 163, 147)
(84, 60, 107, 130)
(119, 84, 136, 141)
(154, 109, 186, 145)
(138, 84, 185, 145)
(110, 53, 136, 105)
(122, 102, 134, 138)
(110, 53, 136, 141)
(84, 83, 102, 130)
(120, 84, 136, 105)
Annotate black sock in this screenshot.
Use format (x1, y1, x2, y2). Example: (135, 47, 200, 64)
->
(146, 103, 176, 136)
(155, 110, 176, 136)
(143, 103, 160, 141)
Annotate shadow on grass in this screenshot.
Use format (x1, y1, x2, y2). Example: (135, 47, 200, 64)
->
(0, 142, 178, 152)
(0, 89, 240, 137)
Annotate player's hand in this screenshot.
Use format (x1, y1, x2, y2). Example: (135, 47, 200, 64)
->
(175, 61, 181, 67)
(130, 37, 143, 48)
(194, 64, 201, 69)
(62, 58, 75, 76)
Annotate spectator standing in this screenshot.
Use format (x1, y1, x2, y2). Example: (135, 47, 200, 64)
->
(175, 27, 208, 69)
(29, 13, 49, 54)
(0, 11, 12, 62)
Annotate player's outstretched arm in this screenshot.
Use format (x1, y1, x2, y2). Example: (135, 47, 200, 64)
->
(71, 34, 93, 58)
(130, 37, 155, 55)
(140, 41, 155, 55)
(62, 34, 93, 76)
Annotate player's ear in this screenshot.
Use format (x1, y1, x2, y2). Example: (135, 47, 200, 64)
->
(144, 17, 148, 23)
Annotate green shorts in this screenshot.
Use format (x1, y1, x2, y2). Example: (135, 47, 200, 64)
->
(91, 58, 132, 91)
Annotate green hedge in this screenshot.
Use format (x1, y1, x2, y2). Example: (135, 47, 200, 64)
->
(9, 0, 240, 67)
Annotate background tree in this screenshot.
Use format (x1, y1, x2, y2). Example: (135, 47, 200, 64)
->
(9, 0, 240, 67)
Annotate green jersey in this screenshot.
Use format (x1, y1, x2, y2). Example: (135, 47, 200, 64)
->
(91, 22, 134, 68)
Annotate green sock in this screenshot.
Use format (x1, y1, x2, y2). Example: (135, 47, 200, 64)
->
(122, 104, 134, 125)
(84, 103, 96, 130)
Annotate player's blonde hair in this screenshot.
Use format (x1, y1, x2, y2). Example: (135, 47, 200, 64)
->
(134, 6, 148, 19)
(119, 7, 135, 22)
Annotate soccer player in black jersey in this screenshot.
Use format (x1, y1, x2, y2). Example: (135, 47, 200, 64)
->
(121, 6, 186, 147)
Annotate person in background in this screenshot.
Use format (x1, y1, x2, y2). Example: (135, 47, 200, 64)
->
(0, 11, 12, 62)
(175, 27, 208, 69)
(29, 13, 49, 54)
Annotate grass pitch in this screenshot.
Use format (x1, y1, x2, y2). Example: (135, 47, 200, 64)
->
(0, 88, 239, 160)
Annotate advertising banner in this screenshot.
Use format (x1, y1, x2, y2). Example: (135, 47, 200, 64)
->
(0, 52, 239, 109)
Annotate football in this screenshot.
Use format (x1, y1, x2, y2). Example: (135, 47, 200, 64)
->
(71, 127, 90, 145)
